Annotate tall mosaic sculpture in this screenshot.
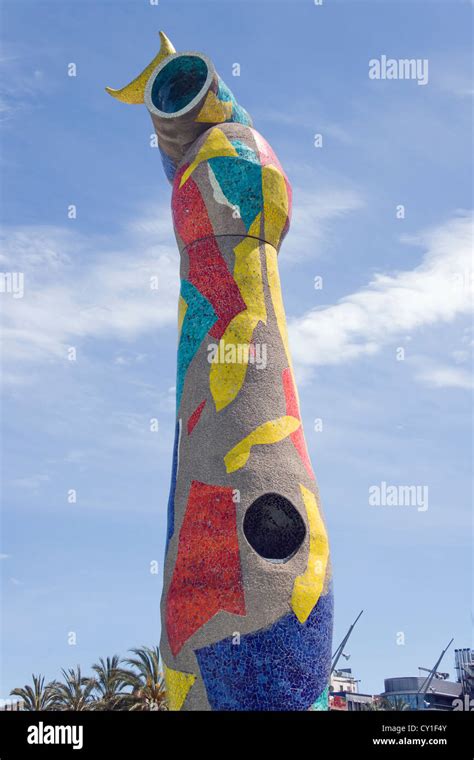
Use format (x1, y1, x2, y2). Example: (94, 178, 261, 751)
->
(107, 32, 333, 711)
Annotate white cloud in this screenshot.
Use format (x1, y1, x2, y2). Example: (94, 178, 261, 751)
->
(289, 212, 473, 367)
(283, 186, 364, 263)
(0, 207, 179, 369)
(9, 474, 50, 490)
(416, 364, 473, 390)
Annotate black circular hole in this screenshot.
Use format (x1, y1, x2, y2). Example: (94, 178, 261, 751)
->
(243, 493, 306, 562)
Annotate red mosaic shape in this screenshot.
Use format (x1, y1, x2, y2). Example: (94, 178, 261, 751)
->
(253, 130, 285, 172)
(166, 480, 246, 656)
(187, 236, 246, 339)
(282, 367, 315, 480)
(172, 166, 214, 246)
(187, 399, 206, 435)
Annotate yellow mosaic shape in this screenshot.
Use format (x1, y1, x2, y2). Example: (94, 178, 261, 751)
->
(262, 165, 289, 248)
(291, 484, 329, 624)
(179, 127, 238, 188)
(195, 90, 233, 124)
(265, 244, 292, 369)
(163, 663, 196, 711)
(210, 217, 267, 411)
(177, 294, 188, 338)
(210, 314, 256, 411)
(224, 415, 301, 473)
(105, 31, 175, 104)
(264, 244, 306, 416)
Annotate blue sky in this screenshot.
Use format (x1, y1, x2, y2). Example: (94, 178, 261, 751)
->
(1, 0, 472, 699)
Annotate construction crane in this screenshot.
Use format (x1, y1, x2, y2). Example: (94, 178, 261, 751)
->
(418, 667, 449, 680)
(331, 610, 364, 675)
(416, 638, 454, 709)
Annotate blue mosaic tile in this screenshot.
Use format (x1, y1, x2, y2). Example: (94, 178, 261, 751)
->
(195, 589, 333, 711)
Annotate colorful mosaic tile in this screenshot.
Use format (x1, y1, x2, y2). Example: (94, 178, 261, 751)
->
(166, 480, 246, 657)
(195, 591, 333, 711)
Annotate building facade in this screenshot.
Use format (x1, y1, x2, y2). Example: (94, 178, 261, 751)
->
(381, 676, 462, 710)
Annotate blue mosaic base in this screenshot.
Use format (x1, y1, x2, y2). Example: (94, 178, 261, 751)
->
(195, 589, 333, 711)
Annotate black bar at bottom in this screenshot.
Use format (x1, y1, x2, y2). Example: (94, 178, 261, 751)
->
(0, 709, 471, 757)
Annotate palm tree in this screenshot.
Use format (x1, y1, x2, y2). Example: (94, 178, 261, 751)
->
(10, 674, 56, 710)
(89, 655, 132, 710)
(49, 666, 96, 711)
(121, 646, 167, 711)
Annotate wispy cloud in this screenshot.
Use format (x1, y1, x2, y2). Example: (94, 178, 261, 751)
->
(10, 474, 50, 490)
(0, 206, 179, 372)
(283, 186, 364, 263)
(289, 212, 473, 370)
(255, 105, 353, 144)
(415, 362, 473, 390)
(0, 53, 50, 122)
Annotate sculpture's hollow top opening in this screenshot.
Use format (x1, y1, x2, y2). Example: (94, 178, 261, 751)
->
(151, 55, 208, 114)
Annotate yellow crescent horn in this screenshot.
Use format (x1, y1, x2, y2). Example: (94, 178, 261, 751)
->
(105, 31, 176, 104)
